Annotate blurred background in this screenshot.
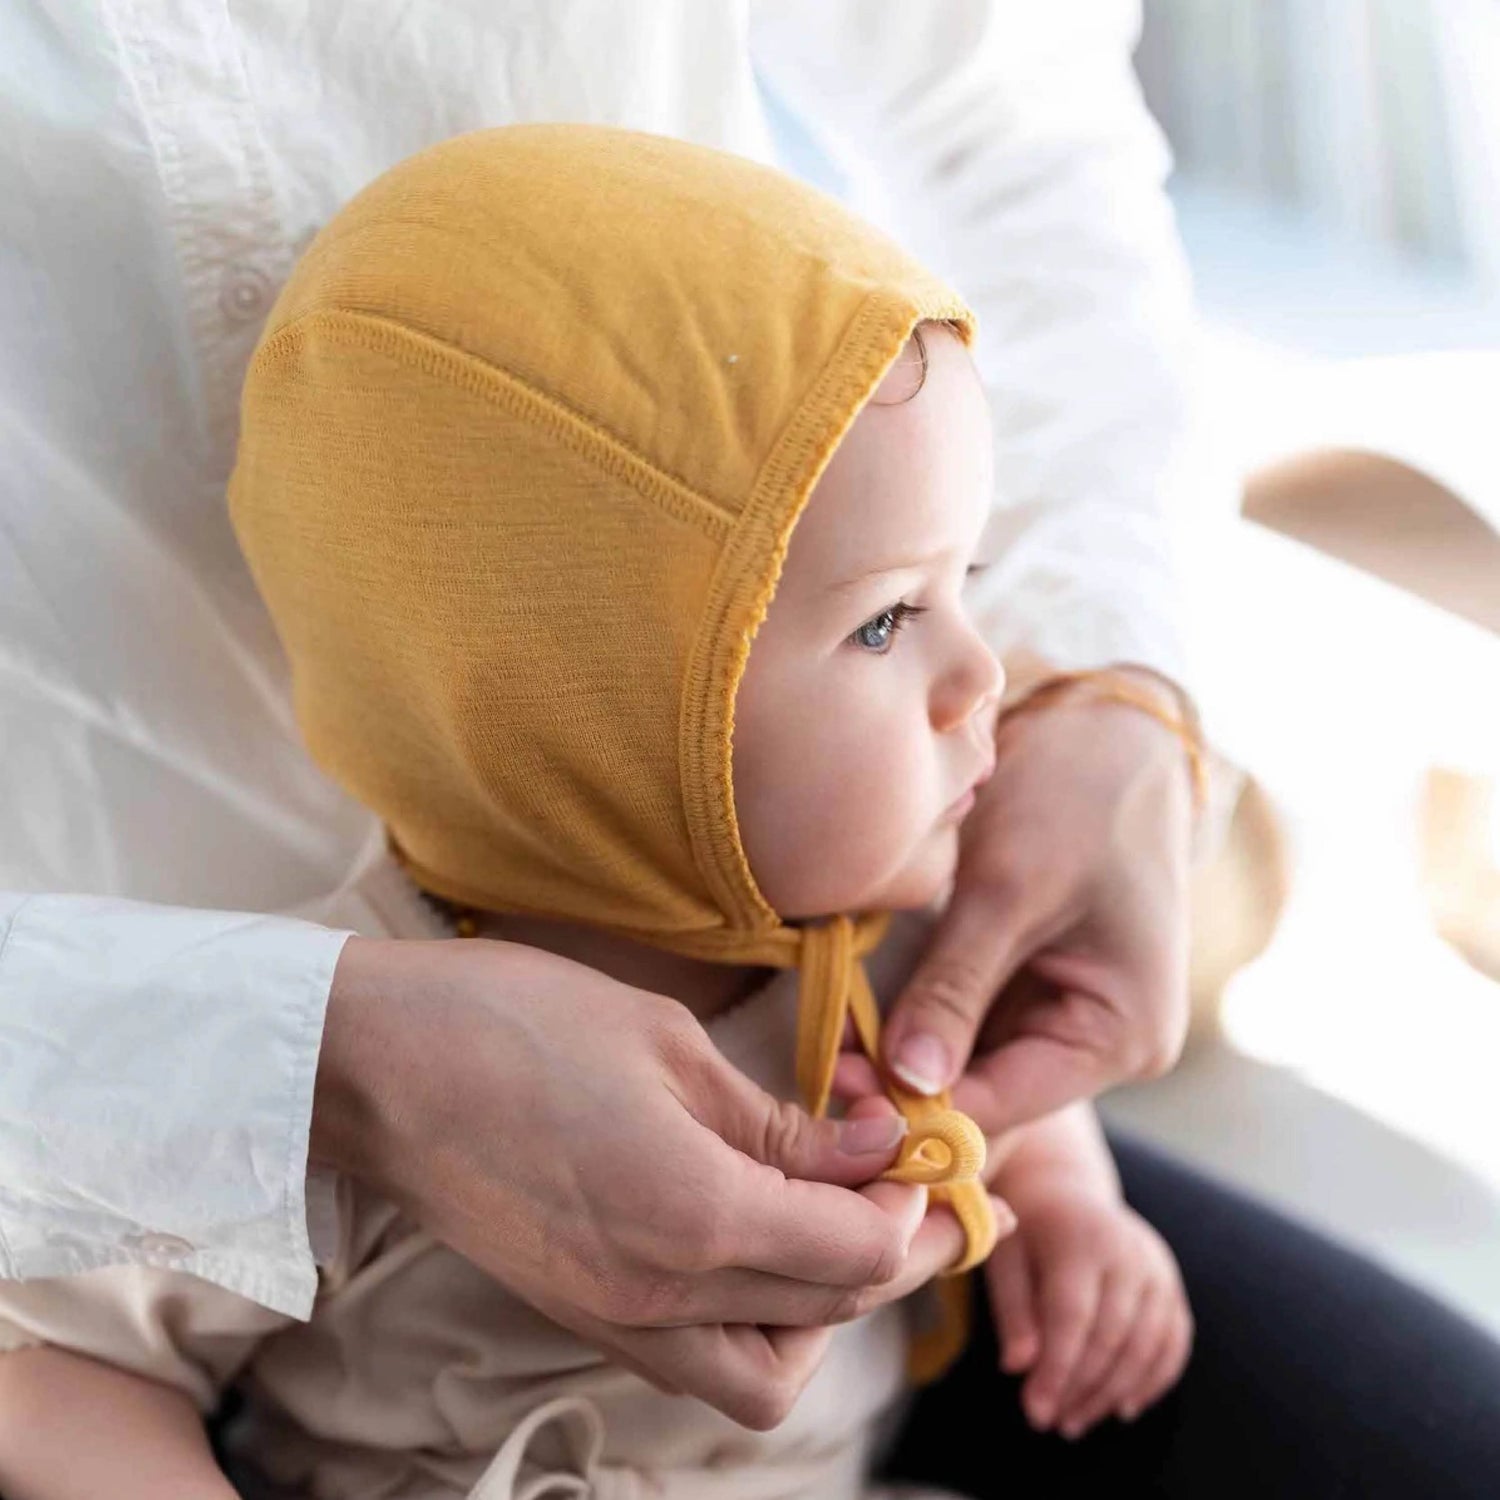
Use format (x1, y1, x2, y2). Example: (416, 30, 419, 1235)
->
(1116, 0, 1500, 1339)
(762, 1, 1500, 1333)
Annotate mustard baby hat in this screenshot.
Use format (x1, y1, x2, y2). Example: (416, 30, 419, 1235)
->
(229, 125, 996, 1375)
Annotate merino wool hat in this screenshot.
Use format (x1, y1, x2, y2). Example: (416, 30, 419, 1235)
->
(230, 125, 995, 1374)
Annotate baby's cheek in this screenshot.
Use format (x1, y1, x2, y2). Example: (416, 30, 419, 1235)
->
(874, 823, 963, 911)
(751, 718, 941, 912)
(794, 784, 936, 914)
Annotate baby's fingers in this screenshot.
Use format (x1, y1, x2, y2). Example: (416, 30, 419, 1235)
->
(1062, 1281, 1183, 1434)
(984, 1235, 1038, 1375)
(1053, 1270, 1142, 1438)
(1120, 1295, 1194, 1423)
(1020, 1266, 1100, 1431)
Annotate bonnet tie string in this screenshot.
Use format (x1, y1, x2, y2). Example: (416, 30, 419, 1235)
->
(795, 913, 1000, 1381)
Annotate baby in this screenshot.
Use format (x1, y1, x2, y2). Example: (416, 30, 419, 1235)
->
(0, 126, 1190, 1499)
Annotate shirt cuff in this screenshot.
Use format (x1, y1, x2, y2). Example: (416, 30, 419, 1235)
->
(0, 895, 352, 1319)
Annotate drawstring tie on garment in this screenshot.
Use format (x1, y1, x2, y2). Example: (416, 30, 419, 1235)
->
(792, 913, 997, 1384)
(468, 1395, 619, 1500)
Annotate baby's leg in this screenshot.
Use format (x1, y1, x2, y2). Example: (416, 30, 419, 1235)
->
(0, 1345, 235, 1500)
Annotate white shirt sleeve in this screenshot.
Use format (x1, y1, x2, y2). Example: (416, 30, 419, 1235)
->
(750, 0, 1209, 690)
(0, 894, 351, 1319)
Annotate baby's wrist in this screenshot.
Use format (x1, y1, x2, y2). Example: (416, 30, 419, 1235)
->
(991, 1161, 1122, 1220)
(1010, 1176, 1123, 1217)
(988, 1104, 1121, 1207)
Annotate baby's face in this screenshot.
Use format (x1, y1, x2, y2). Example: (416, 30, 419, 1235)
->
(733, 323, 1003, 918)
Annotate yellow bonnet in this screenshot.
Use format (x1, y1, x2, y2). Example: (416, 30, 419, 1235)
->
(229, 125, 996, 1376)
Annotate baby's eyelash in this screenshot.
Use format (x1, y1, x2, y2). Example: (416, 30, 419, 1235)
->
(850, 600, 928, 654)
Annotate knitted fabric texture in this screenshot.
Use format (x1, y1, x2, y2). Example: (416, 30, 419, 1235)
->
(228, 124, 996, 1378)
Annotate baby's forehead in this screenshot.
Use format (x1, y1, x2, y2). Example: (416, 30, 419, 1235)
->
(781, 344, 991, 592)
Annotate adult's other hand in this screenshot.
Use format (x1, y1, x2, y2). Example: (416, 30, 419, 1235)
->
(313, 935, 964, 1428)
(879, 664, 1197, 1137)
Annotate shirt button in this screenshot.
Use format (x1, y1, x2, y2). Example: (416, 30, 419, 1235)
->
(131, 1231, 194, 1260)
(219, 263, 274, 326)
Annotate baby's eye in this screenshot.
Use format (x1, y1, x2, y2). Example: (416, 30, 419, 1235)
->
(850, 601, 927, 654)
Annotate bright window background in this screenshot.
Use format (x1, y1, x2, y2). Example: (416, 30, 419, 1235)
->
(1123, 0, 1500, 1334)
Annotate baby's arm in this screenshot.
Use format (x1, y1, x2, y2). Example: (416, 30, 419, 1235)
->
(984, 1103, 1192, 1437)
(0, 1262, 298, 1500)
(982, 1097, 1119, 1200)
(0, 1344, 236, 1500)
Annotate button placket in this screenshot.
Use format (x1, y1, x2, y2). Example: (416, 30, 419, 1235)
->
(121, 1229, 194, 1260)
(219, 261, 274, 325)
(112, 0, 295, 462)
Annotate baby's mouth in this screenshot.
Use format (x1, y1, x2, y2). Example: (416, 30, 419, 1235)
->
(939, 754, 995, 823)
(940, 784, 978, 822)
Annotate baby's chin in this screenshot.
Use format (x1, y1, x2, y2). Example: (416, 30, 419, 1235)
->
(767, 821, 961, 919)
(844, 826, 961, 915)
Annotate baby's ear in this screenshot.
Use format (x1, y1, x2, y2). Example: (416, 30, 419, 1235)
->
(870, 326, 930, 407)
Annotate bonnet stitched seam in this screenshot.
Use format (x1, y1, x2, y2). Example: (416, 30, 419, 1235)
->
(253, 309, 736, 544)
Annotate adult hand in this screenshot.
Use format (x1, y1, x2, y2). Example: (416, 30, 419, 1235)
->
(879, 664, 1197, 1136)
(313, 936, 965, 1429)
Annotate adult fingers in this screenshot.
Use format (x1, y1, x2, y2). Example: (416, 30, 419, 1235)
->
(698, 1047, 910, 1189)
(950, 1023, 1116, 1137)
(531, 1291, 836, 1429)
(641, 1180, 926, 1327)
(882, 888, 1030, 1097)
(682, 1185, 987, 1328)
(592, 1202, 979, 1428)
(679, 1048, 920, 1294)
(783, 1191, 1005, 1324)
(610, 1320, 839, 1431)
(716, 1163, 927, 1288)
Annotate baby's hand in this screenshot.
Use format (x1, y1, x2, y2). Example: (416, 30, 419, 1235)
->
(985, 1186, 1192, 1439)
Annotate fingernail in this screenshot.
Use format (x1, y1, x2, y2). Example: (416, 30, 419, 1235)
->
(890, 1034, 950, 1096)
(1119, 1402, 1139, 1422)
(1060, 1420, 1083, 1441)
(836, 1113, 908, 1155)
(1028, 1397, 1054, 1429)
(892, 1183, 929, 1248)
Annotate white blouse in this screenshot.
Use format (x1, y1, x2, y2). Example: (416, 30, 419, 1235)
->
(0, 0, 1200, 1317)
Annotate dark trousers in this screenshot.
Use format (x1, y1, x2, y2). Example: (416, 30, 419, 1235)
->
(879, 1131, 1500, 1498)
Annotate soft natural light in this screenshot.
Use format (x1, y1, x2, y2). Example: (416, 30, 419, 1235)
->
(1190, 325, 1500, 1191)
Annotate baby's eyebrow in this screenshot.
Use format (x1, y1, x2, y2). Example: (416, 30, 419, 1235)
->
(827, 549, 949, 594)
(827, 555, 984, 594)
